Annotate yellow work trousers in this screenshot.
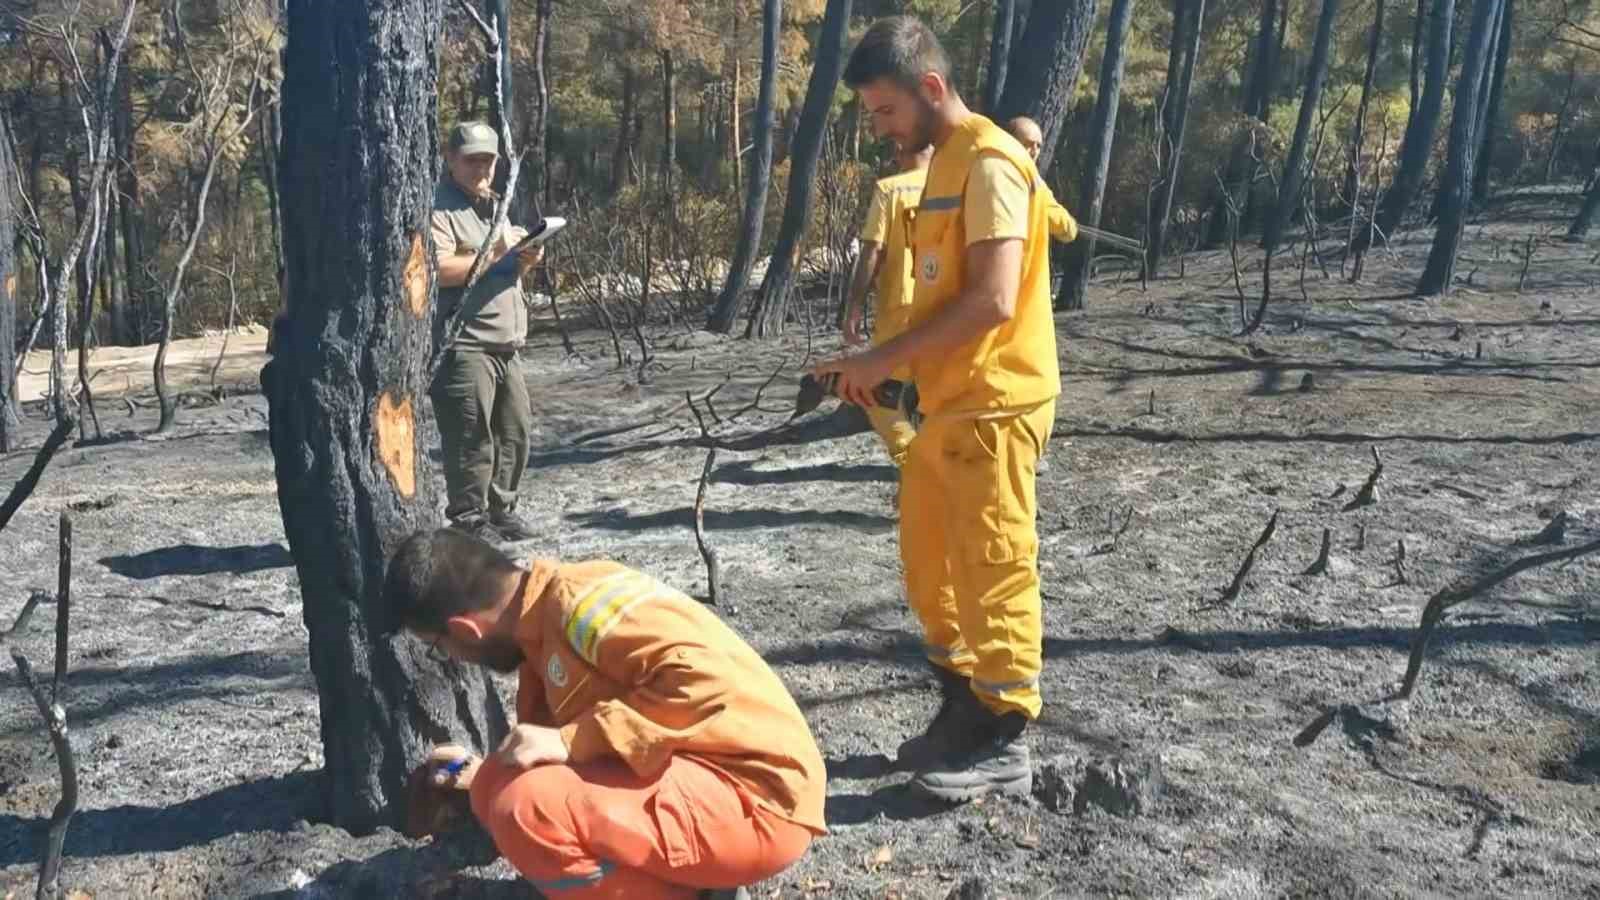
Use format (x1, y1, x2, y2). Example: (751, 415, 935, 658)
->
(899, 400, 1055, 719)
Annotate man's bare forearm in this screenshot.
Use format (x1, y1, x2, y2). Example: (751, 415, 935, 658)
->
(436, 253, 478, 288)
(844, 243, 882, 318)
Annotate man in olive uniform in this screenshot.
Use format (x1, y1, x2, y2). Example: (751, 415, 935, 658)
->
(432, 121, 543, 543)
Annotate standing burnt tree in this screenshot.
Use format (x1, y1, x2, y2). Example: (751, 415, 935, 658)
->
(1355, 0, 1455, 257)
(1470, 0, 1512, 205)
(747, 0, 851, 338)
(982, 0, 1017, 114)
(707, 0, 782, 334)
(1417, 0, 1506, 295)
(1245, 0, 1341, 334)
(1060, 0, 1137, 310)
(1146, 0, 1206, 275)
(1, 112, 18, 453)
(1206, 0, 1278, 245)
(996, 0, 1100, 172)
(264, 0, 510, 833)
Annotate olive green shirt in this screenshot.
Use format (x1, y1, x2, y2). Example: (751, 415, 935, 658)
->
(431, 179, 527, 351)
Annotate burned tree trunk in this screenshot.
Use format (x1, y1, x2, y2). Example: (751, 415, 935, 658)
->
(1561, 174, 1600, 238)
(1, 112, 18, 453)
(1146, 0, 1206, 275)
(707, 0, 781, 334)
(264, 0, 510, 834)
(531, 0, 553, 208)
(1247, 0, 1341, 334)
(982, 0, 1017, 116)
(1358, 0, 1455, 253)
(660, 47, 677, 190)
(747, 0, 851, 338)
(995, 0, 1099, 173)
(103, 27, 139, 347)
(1060, 0, 1137, 310)
(1417, 0, 1505, 296)
(1206, 0, 1277, 246)
(1470, 0, 1511, 206)
(1344, 0, 1386, 214)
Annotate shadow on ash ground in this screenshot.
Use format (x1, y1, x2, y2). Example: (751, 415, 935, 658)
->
(2, 204, 1598, 898)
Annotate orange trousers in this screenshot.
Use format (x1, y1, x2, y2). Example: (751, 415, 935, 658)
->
(469, 754, 812, 899)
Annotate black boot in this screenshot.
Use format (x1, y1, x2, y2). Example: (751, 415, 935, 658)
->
(488, 508, 538, 542)
(895, 665, 979, 769)
(909, 707, 1031, 803)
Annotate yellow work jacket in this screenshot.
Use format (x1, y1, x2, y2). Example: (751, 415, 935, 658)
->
(906, 114, 1061, 415)
(510, 559, 828, 835)
(866, 168, 927, 344)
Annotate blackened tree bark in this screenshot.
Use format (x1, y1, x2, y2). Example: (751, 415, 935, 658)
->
(611, 63, 636, 192)
(1246, 0, 1341, 334)
(996, 0, 1099, 172)
(707, 0, 781, 334)
(531, 0, 553, 209)
(747, 0, 850, 338)
(1, 112, 18, 452)
(1206, 0, 1276, 246)
(1344, 0, 1386, 213)
(1060, 0, 1137, 310)
(983, 0, 1017, 116)
(1567, 177, 1600, 241)
(102, 27, 139, 346)
(1146, 0, 1206, 274)
(1409, 0, 1426, 112)
(264, 0, 510, 834)
(1470, 0, 1511, 205)
(1357, 0, 1455, 253)
(484, 0, 515, 199)
(661, 48, 677, 190)
(1417, 0, 1505, 295)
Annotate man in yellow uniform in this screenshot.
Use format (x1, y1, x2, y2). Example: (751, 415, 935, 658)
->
(841, 142, 932, 466)
(1005, 116, 1078, 244)
(815, 16, 1071, 802)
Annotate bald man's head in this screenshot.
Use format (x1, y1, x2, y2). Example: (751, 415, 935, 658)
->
(1006, 116, 1044, 161)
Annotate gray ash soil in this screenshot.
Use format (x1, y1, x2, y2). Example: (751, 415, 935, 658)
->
(2, 197, 1598, 898)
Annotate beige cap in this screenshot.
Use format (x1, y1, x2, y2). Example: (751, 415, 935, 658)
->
(448, 121, 499, 156)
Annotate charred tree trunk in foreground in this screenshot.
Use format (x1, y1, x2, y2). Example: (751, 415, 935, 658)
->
(265, 0, 509, 835)
(1470, 0, 1511, 206)
(748, 0, 851, 338)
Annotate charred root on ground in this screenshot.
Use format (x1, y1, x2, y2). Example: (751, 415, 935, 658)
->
(1208, 509, 1280, 607)
(1302, 527, 1333, 576)
(1343, 445, 1383, 511)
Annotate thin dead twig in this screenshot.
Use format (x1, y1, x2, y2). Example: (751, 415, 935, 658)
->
(1090, 506, 1135, 556)
(693, 449, 722, 605)
(1393, 538, 1409, 585)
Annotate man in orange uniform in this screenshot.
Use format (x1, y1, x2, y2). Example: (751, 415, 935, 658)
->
(815, 17, 1070, 803)
(841, 142, 933, 466)
(383, 528, 826, 899)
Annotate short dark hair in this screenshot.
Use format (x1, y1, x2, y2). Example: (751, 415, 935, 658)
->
(382, 528, 522, 634)
(843, 16, 955, 92)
